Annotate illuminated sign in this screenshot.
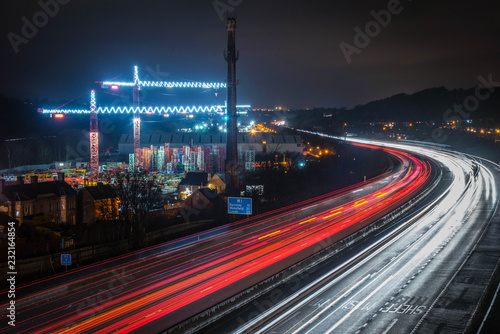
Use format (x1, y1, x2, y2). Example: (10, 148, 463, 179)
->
(228, 197, 252, 215)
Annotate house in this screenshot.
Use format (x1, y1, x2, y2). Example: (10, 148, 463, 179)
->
(178, 172, 225, 200)
(77, 183, 120, 225)
(181, 188, 224, 222)
(0, 173, 77, 225)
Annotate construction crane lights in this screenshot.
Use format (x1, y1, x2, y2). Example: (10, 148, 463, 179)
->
(94, 65, 227, 90)
(41, 105, 222, 114)
(99, 80, 226, 89)
(133, 65, 139, 84)
(100, 81, 135, 87)
(40, 105, 249, 115)
(90, 90, 96, 108)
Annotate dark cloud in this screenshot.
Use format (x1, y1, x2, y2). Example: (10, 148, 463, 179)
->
(1, 0, 499, 108)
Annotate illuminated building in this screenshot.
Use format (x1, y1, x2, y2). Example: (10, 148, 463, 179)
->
(178, 172, 226, 200)
(77, 183, 120, 225)
(0, 173, 76, 225)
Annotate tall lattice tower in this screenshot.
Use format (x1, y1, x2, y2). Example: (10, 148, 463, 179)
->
(89, 90, 99, 181)
(133, 65, 141, 170)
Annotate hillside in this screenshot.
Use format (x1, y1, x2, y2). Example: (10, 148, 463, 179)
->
(286, 86, 500, 126)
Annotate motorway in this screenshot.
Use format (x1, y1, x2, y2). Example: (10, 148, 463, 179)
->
(225, 137, 500, 334)
(0, 144, 435, 333)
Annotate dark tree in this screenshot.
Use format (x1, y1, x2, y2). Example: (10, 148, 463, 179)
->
(114, 173, 162, 249)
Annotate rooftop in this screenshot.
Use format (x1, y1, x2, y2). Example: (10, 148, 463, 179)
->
(0, 180, 76, 204)
(119, 133, 302, 146)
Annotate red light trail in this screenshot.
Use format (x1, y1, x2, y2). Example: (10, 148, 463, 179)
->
(0, 144, 432, 334)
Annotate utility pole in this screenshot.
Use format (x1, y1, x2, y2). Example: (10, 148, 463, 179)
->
(224, 17, 239, 194)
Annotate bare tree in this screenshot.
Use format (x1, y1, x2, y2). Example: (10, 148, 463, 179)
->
(114, 173, 162, 248)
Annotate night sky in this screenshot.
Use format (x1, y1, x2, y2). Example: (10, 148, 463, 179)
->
(1, 0, 499, 108)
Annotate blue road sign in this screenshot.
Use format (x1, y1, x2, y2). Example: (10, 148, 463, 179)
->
(228, 197, 252, 215)
(61, 254, 71, 266)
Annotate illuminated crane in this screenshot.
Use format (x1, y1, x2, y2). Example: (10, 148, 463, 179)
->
(89, 90, 98, 180)
(38, 66, 249, 178)
(96, 66, 227, 170)
(133, 66, 141, 169)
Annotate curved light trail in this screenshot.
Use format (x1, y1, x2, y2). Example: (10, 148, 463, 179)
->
(0, 144, 435, 333)
(232, 133, 499, 334)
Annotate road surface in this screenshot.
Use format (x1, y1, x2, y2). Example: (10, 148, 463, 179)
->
(229, 136, 499, 334)
(0, 144, 434, 333)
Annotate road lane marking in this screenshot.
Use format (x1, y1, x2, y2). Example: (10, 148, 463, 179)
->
(258, 230, 282, 240)
(323, 275, 394, 334)
(323, 211, 342, 219)
(300, 217, 317, 225)
(381, 319, 398, 334)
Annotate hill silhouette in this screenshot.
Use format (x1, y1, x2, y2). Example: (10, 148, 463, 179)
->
(287, 86, 500, 127)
